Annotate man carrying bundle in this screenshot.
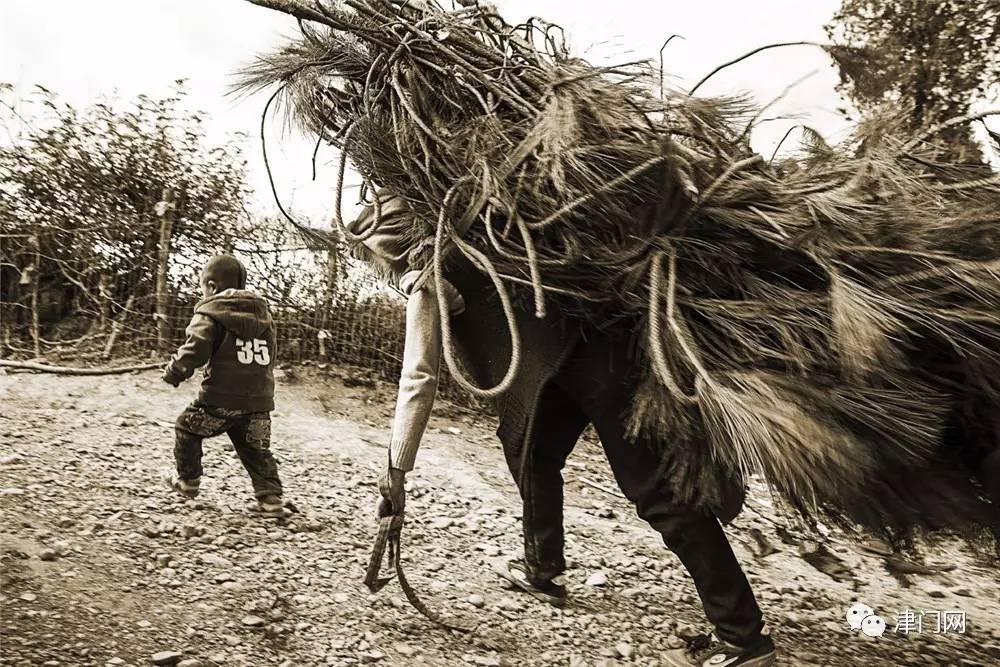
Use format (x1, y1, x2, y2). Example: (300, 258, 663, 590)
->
(241, 2, 998, 663)
(348, 192, 777, 667)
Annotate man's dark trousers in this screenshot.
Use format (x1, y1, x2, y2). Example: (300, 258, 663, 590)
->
(502, 328, 765, 647)
(175, 402, 282, 499)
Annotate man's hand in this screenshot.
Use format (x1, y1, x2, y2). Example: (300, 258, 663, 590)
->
(377, 466, 406, 519)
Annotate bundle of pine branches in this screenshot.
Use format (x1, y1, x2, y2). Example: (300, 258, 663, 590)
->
(239, 0, 1000, 539)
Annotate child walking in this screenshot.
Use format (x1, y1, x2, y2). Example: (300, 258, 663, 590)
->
(162, 254, 285, 516)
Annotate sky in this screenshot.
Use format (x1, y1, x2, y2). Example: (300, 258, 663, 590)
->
(2, 0, 862, 225)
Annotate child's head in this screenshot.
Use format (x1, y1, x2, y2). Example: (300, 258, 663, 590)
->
(200, 254, 247, 297)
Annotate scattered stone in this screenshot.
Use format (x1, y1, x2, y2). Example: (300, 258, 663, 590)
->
(181, 524, 205, 538)
(106, 659, 126, 666)
(360, 651, 385, 663)
(585, 571, 608, 587)
(927, 589, 947, 599)
(242, 614, 267, 627)
(496, 597, 522, 611)
(468, 594, 486, 608)
(954, 587, 975, 597)
(447, 427, 462, 435)
(395, 644, 417, 657)
(1, 487, 27, 496)
(784, 611, 803, 628)
(223, 635, 241, 646)
(19, 593, 37, 602)
(482, 544, 500, 558)
(614, 642, 633, 659)
(198, 553, 233, 568)
(39, 548, 58, 561)
(176, 660, 202, 667)
(822, 621, 842, 636)
(677, 624, 699, 639)
(150, 651, 183, 665)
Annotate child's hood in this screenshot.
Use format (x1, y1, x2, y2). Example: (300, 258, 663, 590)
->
(194, 289, 272, 339)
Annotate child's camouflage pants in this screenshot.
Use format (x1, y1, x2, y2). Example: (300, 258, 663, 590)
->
(174, 401, 282, 499)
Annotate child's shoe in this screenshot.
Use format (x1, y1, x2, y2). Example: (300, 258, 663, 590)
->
(256, 495, 286, 517)
(165, 474, 200, 499)
(661, 633, 776, 666)
(493, 558, 567, 607)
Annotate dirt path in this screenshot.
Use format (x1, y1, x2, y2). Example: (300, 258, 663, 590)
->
(2, 365, 998, 666)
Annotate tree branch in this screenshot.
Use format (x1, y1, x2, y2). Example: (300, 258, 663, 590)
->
(0, 360, 161, 375)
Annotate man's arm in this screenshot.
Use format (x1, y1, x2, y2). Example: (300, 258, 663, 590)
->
(162, 313, 217, 386)
(387, 280, 443, 472)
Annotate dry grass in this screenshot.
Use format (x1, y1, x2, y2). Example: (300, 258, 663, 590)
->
(237, 0, 1000, 538)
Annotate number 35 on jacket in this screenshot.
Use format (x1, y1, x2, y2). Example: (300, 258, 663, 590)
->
(236, 338, 271, 366)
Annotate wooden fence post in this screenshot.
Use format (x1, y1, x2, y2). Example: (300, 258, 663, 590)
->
(103, 294, 135, 359)
(317, 246, 339, 360)
(154, 188, 175, 353)
(29, 235, 41, 358)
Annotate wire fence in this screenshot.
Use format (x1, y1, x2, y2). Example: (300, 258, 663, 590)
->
(0, 256, 480, 407)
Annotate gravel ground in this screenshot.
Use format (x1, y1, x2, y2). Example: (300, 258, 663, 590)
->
(1, 364, 998, 666)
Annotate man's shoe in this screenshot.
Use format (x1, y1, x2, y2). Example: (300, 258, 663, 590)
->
(492, 558, 567, 607)
(165, 474, 200, 499)
(858, 536, 894, 557)
(661, 633, 776, 667)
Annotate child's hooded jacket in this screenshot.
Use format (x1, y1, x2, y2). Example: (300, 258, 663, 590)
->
(164, 289, 276, 412)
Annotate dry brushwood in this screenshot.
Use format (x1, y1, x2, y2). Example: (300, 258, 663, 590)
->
(238, 0, 1000, 539)
(0, 360, 162, 375)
